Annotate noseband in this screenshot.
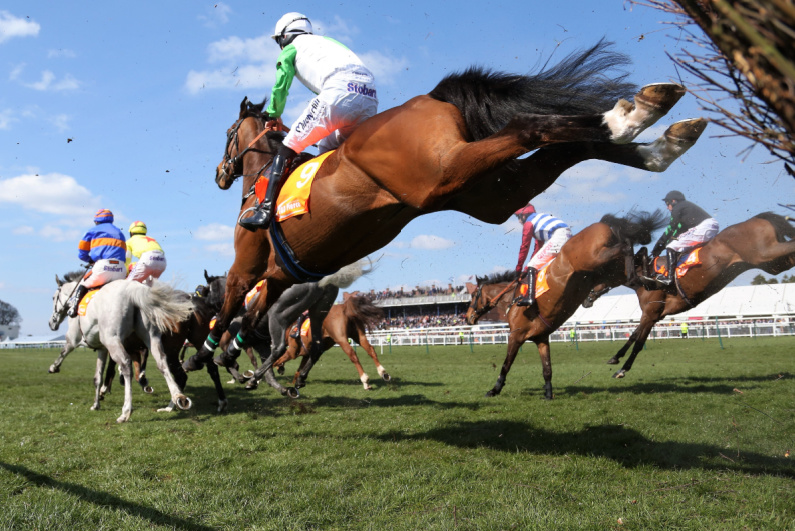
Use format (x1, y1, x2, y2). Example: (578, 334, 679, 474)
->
(218, 116, 277, 185)
(468, 280, 518, 320)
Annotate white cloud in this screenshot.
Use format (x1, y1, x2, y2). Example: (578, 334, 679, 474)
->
(185, 64, 271, 94)
(12, 225, 34, 235)
(0, 109, 15, 129)
(194, 223, 234, 241)
(198, 2, 232, 27)
(205, 242, 235, 256)
(47, 48, 76, 58)
(23, 70, 80, 91)
(358, 50, 409, 85)
(207, 35, 274, 64)
(0, 173, 100, 221)
(0, 11, 40, 43)
(410, 234, 455, 250)
(40, 225, 81, 242)
(50, 114, 71, 132)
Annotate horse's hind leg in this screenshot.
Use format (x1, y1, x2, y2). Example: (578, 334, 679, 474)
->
(487, 331, 527, 398)
(358, 331, 390, 382)
(99, 357, 117, 399)
(536, 338, 554, 400)
(103, 338, 134, 423)
(91, 349, 109, 411)
(147, 331, 192, 413)
(602, 83, 686, 143)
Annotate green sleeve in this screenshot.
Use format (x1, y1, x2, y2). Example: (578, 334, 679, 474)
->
(265, 45, 297, 118)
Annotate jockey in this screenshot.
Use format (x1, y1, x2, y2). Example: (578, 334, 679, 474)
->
(67, 209, 127, 317)
(514, 203, 572, 307)
(644, 190, 719, 287)
(126, 221, 167, 285)
(238, 12, 379, 230)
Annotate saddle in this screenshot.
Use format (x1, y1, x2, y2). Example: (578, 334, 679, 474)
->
(77, 288, 101, 317)
(638, 246, 704, 293)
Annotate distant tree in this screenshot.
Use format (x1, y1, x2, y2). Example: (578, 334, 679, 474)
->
(633, 0, 795, 174)
(0, 300, 22, 326)
(751, 274, 768, 285)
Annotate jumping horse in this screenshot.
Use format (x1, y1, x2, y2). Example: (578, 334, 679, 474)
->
(466, 210, 667, 399)
(184, 42, 706, 384)
(272, 295, 389, 390)
(589, 212, 795, 377)
(49, 275, 194, 423)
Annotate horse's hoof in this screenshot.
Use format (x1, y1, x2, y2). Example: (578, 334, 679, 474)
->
(664, 118, 708, 145)
(116, 416, 129, 423)
(382, 372, 391, 382)
(634, 82, 685, 112)
(285, 387, 300, 399)
(543, 394, 553, 401)
(213, 355, 238, 371)
(244, 380, 259, 391)
(182, 356, 205, 373)
(606, 357, 619, 365)
(176, 395, 192, 410)
(613, 370, 626, 379)
(217, 399, 228, 413)
(143, 386, 154, 394)
(48, 366, 59, 374)
(485, 390, 498, 398)
(243, 370, 254, 379)
(276, 366, 285, 375)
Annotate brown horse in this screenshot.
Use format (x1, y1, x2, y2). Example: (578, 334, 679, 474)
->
(272, 296, 388, 390)
(466, 210, 667, 399)
(596, 212, 795, 377)
(184, 42, 706, 383)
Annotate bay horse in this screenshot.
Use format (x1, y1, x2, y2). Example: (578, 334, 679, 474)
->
(185, 41, 706, 381)
(465, 210, 667, 399)
(49, 275, 194, 423)
(272, 295, 389, 390)
(593, 212, 795, 377)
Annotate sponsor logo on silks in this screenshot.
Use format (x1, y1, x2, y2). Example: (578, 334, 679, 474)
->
(104, 264, 126, 272)
(294, 99, 320, 134)
(347, 82, 376, 98)
(152, 256, 165, 262)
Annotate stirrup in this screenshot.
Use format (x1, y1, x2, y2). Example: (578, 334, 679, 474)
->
(238, 204, 272, 230)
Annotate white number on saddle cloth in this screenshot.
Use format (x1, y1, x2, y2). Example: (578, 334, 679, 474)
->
(296, 162, 318, 188)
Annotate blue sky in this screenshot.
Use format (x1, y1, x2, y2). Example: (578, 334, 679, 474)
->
(1, 2, 793, 336)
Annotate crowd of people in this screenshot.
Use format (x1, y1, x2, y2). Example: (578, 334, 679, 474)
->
(374, 308, 467, 330)
(368, 284, 467, 301)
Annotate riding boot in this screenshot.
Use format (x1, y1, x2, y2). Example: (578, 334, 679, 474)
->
(291, 312, 308, 339)
(67, 284, 89, 318)
(514, 267, 537, 307)
(238, 144, 297, 230)
(653, 248, 678, 286)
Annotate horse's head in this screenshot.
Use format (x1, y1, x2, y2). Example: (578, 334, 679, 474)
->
(465, 283, 487, 325)
(216, 97, 280, 191)
(50, 274, 76, 331)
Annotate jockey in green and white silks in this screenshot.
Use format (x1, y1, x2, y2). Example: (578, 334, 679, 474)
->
(239, 12, 378, 230)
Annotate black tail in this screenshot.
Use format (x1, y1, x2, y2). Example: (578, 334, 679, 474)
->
(428, 39, 634, 142)
(755, 212, 795, 242)
(601, 209, 668, 245)
(346, 296, 385, 332)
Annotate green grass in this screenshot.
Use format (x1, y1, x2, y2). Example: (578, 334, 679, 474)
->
(1, 337, 794, 530)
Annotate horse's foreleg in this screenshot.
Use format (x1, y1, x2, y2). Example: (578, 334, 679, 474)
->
(614, 322, 656, 378)
(486, 331, 528, 397)
(184, 271, 254, 372)
(606, 333, 638, 365)
(205, 363, 228, 413)
(337, 339, 370, 390)
(49, 344, 74, 373)
(99, 357, 117, 399)
(536, 338, 553, 400)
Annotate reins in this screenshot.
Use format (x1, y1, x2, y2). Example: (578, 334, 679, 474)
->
(471, 278, 519, 318)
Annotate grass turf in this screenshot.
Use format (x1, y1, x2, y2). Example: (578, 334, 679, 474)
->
(0, 336, 793, 529)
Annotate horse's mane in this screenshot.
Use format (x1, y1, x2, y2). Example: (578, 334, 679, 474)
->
(428, 39, 634, 143)
(344, 296, 384, 331)
(755, 212, 795, 241)
(600, 209, 668, 245)
(476, 270, 519, 286)
(63, 270, 86, 282)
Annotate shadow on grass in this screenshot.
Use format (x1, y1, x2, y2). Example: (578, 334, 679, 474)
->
(0, 462, 215, 530)
(376, 420, 795, 477)
(561, 372, 788, 397)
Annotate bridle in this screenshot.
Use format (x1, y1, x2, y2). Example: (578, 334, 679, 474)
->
(52, 281, 79, 320)
(217, 115, 277, 187)
(468, 279, 518, 320)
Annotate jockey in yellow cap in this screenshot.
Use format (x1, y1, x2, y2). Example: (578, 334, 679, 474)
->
(126, 221, 167, 285)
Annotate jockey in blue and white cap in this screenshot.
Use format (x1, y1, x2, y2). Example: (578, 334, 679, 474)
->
(239, 12, 378, 230)
(67, 209, 127, 317)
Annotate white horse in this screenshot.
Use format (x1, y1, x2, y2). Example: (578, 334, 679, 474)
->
(49, 271, 194, 423)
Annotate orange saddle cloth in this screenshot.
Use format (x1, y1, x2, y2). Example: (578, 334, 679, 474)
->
(534, 261, 554, 299)
(254, 150, 335, 222)
(652, 248, 703, 278)
(77, 289, 101, 317)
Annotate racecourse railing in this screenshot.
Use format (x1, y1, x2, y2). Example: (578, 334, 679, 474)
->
(4, 317, 793, 349)
(364, 317, 795, 348)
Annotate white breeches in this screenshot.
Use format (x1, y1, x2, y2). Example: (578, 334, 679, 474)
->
(127, 250, 167, 285)
(667, 218, 719, 252)
(527, 228, 572, 270)
(82, 259, 127, 288)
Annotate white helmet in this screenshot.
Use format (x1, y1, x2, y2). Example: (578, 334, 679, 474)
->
(272, 12, 312, 48)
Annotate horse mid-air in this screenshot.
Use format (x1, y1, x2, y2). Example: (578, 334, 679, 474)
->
(50, 274, 194, 423)
(586, 212, 795, 377)
(184, 41, 706, 380)
(466, 210, 667, 399)
(272, 295, 389, 390)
